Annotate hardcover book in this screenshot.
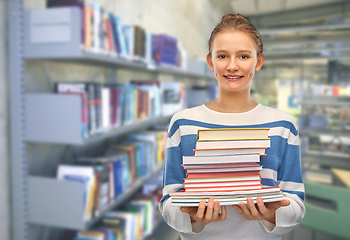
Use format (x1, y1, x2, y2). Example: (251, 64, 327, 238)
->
(197, 128, 270, 141)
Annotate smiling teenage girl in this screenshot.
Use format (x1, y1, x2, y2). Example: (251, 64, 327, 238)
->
(159, 14, 305, 239)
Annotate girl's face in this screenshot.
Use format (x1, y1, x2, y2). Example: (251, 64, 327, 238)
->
(207, 30, 264, 95)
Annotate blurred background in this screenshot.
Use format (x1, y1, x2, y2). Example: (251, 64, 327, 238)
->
(1, 0, 350, 240)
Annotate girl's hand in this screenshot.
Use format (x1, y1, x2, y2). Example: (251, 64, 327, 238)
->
(180, 198, 227, 225)
(232, 197, 290, 223)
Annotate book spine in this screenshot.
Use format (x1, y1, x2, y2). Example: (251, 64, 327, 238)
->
(94, 83, 103, 132)
(86, 83, 97, 135)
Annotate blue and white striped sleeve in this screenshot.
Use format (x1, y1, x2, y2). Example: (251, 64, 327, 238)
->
(262, 120, 306, 234)
(158, 115, 194, 233)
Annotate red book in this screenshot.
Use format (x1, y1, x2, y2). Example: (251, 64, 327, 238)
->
(104, 16, 114, 52)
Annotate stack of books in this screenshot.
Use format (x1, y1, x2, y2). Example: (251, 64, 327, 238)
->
(170, 128, 283, 206)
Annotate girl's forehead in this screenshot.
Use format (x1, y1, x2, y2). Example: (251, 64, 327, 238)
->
(212, 30, 257, 49)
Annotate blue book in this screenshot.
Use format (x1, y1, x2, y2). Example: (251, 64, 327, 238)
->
(108, 13, 119, 54)
(114, 15, 128, 57)
(112, 158, 123, 198)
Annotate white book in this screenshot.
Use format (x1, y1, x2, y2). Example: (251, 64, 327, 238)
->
(101, 87, 111, 131)
(196, 139, 270, 150)
(194, 148, 266, 157)
(183, 153, 260, 165)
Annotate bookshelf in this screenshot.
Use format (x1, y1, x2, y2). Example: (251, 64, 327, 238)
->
(298, 85, 350, 239)
(9, 2, 215, 240)
(299, 94, 350, 171)
(28, 164, 164, 230)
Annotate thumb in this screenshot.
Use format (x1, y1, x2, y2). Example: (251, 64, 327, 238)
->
(181, 206, 194, 213)
(280, 199, 290, 207)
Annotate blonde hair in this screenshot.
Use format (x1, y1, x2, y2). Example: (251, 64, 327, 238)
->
(208, 14, 263, 57)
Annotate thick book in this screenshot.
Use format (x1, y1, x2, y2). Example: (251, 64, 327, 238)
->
(170, 186, 283, 206)
(182, 153, 260, 165)
(196, 139, 270, 149)
(171, 193, 283, 206)
(197, 128, 270, 141)
(170, 186, 281, 197)
(193, 148, 266, 157)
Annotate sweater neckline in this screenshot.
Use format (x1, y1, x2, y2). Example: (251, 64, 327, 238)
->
(201, 103, 261, 115)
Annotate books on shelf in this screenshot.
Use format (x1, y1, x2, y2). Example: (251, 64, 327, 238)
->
(52, 80, 175, 140)
(25, 6, 191, 73)
(76, 194, 160, 240)
(170, 127, 283, 206)
(55, 130, 166, 223)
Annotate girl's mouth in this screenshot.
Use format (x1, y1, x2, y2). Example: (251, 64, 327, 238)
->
(224, 75, 243, 80)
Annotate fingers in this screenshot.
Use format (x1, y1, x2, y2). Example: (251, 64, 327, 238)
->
(233, 197, 291, 222)
(220, 205, 227, 220)
(196, 199, 207, 220)
(247, 197, 262, 219)
(183, 199, 226, 225)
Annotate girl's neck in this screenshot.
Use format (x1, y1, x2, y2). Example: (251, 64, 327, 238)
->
(206, 90, 258, 113)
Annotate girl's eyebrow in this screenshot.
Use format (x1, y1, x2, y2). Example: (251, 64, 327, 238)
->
(215, 49, 253, 54)
(215, 50, 228, 54)
(237, 50, 253, 54)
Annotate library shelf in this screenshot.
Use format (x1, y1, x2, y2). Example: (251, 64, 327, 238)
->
(25, 93, 172, 145)
(302, 153, 350, 170)
(300, 128, 350, 137)
(299, 100, 350, 107)
(23, 8, 215, 80)
(28, 163, 164, 230)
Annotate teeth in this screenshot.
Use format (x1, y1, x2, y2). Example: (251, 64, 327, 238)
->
(226, 76, 241, 79)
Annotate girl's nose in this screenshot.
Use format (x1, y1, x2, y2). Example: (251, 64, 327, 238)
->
(227, 58, 239, 71)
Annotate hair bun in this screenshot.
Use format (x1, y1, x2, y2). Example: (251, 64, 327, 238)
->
(221, 13, 248, 23)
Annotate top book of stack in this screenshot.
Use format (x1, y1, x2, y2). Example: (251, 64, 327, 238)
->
(197, 128, 270, 141)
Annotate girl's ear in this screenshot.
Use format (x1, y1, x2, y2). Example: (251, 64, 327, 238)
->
(256, 53, 265, 70)
(206, 54, 214, 71)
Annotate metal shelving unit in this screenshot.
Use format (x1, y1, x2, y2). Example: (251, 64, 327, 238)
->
(299, 91, 350, 178)
(9, 3, 215, 240)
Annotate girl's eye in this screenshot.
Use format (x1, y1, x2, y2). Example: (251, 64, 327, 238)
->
(240, 55, 249, 59)
(218, 55, 226, 59)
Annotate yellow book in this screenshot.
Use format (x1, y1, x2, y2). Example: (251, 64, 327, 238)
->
(78, 230, 104, 239)
(197, 128, 270, 141)
(85, 174, 97, 220)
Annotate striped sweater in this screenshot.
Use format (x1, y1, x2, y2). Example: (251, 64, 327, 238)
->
(159, 104, 305, 240)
